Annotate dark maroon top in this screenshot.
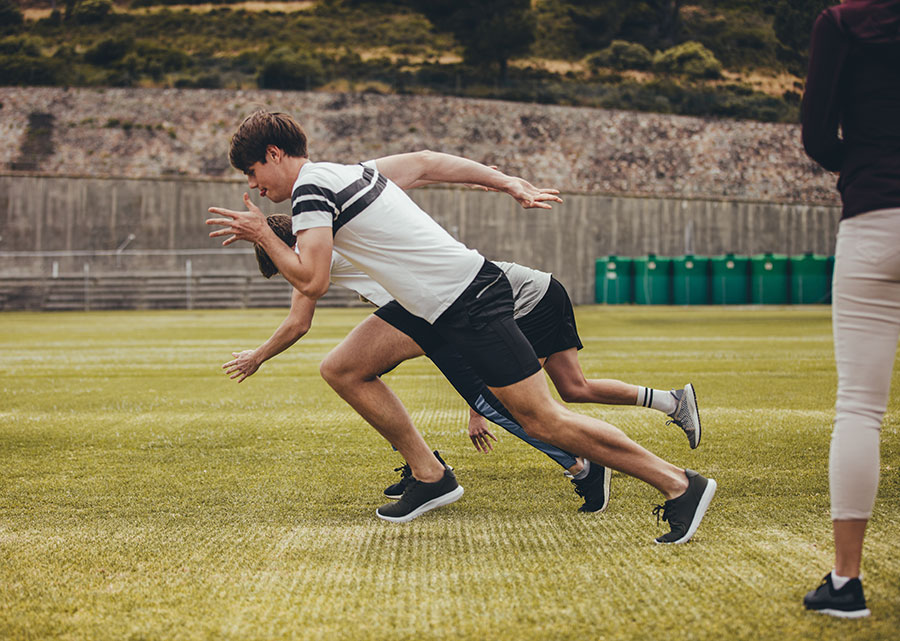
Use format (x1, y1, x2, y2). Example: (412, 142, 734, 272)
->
(801, 2, 900, 219)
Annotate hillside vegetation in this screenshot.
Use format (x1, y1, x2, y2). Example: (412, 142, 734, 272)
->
(1, 0, 830, 122)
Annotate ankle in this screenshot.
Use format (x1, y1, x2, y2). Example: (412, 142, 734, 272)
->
(662, 469, 690, 500)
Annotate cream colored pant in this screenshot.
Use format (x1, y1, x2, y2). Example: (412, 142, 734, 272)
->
(831, 207, 900, 520)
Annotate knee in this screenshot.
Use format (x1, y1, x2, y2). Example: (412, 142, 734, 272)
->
(319, 352, 351, 389)
(516, 406, 566, 441)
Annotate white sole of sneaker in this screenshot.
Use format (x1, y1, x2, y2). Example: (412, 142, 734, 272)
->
(685, 383, 701, 449)
(600, 465, 611, 512)
(812, 607, 871, 618)
(375, 485, 464, 523)
(656, 478, 717, 545)
(593, 466, 612, 513)
(383, 492, 402, 500)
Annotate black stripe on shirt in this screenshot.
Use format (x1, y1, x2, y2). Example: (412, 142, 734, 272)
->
(291, 184, 338, 219)
(333, 172, 387, 235)
(335, 166, 375, 206)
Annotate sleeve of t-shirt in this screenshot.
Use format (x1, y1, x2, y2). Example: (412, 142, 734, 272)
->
(801, 11, 848, 172)
(291, 166, 340, 235)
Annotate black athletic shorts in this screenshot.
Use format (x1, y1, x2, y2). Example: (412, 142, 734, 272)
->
(515, 276, 583, 359)
(374, 300, 444, 355)
(430, 260, 542, 388)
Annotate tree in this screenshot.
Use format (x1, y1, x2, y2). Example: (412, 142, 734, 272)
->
(0, 0, 24, 30)
(408, 0, 536, 84)
(566, 0, 684, 53)
(773, 0, 831, 54)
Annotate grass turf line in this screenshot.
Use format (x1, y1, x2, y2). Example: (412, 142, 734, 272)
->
(0, 306, 898, 641)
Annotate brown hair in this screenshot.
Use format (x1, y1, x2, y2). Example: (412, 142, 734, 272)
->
(255, 214, 295, 278)
(229, 111, 309, 173)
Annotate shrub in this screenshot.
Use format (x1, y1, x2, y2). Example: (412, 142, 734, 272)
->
(0, 54, 64, 85)
(653, 41, 722, 79)
(72, 0, 114, 25)
(84, 37, 132, 65)
(0, 36, 45, 57)
(258, 47, 325, 90)
(587, 40, 653, 72)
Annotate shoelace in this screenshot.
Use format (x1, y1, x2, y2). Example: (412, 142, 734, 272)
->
(570, 478, 586, 497)
(652, 503, 670, 525)
(393, 463, 412, 480)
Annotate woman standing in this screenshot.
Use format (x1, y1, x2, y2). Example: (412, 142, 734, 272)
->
(801, 0, 900, 619)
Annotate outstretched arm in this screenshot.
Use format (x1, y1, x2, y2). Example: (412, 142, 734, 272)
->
(373, 150, 562, 209)
(224, 288, 317, 382)
(207, 193, 333, 299)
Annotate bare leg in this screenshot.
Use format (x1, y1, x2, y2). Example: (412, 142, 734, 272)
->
(319, 315, 443, 482)
(833, 519, 868, 577)
(489, 371, 688, 499)
(543, 347, 639, 404)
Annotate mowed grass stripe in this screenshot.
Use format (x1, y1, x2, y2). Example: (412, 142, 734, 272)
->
(1, 307, 898, 640)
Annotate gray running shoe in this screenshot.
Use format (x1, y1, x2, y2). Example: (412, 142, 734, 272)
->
(667, 383, 701, 449)
(376, 465, 464, 523)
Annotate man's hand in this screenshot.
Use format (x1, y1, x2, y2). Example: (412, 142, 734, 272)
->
(505, 176, 563, 210)
(206, 193, 269, 246)
(468, 412, 498, 453)
(223, 349, 261, 383)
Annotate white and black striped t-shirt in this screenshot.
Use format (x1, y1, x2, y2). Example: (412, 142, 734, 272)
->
(290, 160, 484, 323)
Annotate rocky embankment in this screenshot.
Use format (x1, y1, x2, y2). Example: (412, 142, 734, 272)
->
(0, 87, 837, 204)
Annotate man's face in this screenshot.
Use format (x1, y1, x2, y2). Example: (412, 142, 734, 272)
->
(245, 155, 289, 203)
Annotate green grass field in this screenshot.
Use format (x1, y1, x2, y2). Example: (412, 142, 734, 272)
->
(1, 306, 898, 641)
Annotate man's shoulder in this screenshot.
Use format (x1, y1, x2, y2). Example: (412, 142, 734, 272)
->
(292, 161, 365, 195)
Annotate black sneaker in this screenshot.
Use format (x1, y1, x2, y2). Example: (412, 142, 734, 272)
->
(376, 465, 464, 523)
(384, 451, 448, 499)
(803, 573, 871, 618)
(567, 461, 611, 513)
(653, 469, 716, 544)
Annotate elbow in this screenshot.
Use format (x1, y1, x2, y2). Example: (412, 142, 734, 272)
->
(298, 280, 329, 301)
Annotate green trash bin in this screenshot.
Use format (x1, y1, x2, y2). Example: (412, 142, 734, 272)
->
(633, 254, 672, 305)
(595, 256, 634, 304)
(751, 253, 789, 304)
(710, 253, 750, 304)
(790, 252, 833, 304)
(672, 254, 710, 305)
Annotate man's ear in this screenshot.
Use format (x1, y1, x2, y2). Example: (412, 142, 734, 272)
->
(266, 145, 283, 163)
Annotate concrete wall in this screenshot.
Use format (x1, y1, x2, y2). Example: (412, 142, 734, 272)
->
(0, 174, 841, 305)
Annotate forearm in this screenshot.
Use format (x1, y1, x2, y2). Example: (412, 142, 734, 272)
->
(253, 316, 309, 364)
(415, 151, 513, 191)
(801, 13, 847, 172)
(258, 231, 330, 299)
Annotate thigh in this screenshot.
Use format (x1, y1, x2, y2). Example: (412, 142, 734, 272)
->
(833, 213, 900, 408)
(374, 300, 448, 354)
(325, 313, 425, 379)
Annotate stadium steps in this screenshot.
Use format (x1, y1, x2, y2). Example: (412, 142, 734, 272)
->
(0, 274, 368, 311)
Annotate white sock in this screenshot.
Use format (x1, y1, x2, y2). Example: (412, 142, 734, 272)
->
(571, 459, 590, 480)
(637, 387, 677, 415)
(830, 570, 854, 590)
